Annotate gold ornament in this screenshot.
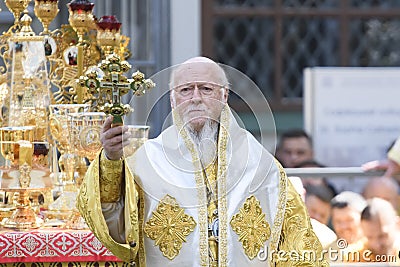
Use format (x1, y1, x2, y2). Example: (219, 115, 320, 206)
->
(230, 195, 271, 259)
(34, 0, 59, 35)
(69, 112, 107, 162)
(4, 0, 31, 32)
(144, 195, 196, 260)
(78, 54, 155, 126)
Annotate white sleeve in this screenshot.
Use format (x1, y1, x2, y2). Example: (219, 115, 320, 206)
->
(101, 197, 126, 243)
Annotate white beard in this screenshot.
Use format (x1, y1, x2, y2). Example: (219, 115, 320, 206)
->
(187, 118, 218, 167)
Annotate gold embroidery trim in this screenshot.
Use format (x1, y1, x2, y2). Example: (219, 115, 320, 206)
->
(270, 159, 288, 255)
(276, 180, 329, 267)
(217, 104, 229, 267)
(172, 109, 209, 266)
(76, 151, 139, 263)
(99, 150, 123, 203)
(230, 195, 271, 260)
(137, 184, 146, 267)
(144, 195, 196, 260)
(171, 105, 230, 266)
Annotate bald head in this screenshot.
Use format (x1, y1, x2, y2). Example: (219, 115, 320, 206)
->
(363, 177, 399, 210)
(170, 57, 229, 90)
(331, 191, 367, 243)
(361, 197, 398, 223)
(360, 197, 400, 255)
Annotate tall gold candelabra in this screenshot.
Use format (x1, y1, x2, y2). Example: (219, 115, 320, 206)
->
(0, 0, 153, 228)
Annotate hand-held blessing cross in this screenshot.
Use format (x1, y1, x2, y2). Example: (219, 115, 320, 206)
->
(78, 54, 155, 127)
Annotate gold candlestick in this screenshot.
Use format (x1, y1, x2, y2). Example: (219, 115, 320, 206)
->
(67, 0, 95, 104)
(76, 45, 84, 103)
(4, 0, 31, 30)
(34, 0, 59, 35)
(96, 16, 122, 58)
(3, 188, 44, 230)
(67, 0, 95, 44)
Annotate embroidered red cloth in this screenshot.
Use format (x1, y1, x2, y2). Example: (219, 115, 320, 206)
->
(0, 228, 121, 263)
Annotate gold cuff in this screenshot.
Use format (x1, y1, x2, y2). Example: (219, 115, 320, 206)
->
(99, 150, 123, 203)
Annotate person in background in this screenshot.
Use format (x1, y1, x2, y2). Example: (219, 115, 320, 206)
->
(362, 176, 399, 212)
(331, 191, 367, 248)
(360, 198, 400, 262)
(304, 184, 335, 225)
(294, 159, 325, 186)
(275, 129, 314, 168)
(295, 159, 337, 195)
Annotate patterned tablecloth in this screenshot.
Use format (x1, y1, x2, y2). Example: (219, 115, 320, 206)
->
(0, 228, 122, 263)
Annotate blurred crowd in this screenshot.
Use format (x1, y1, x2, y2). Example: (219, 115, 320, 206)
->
(276, 129, 400, 264)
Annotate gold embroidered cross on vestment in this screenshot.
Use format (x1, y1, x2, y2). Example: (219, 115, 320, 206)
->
(144, 195, 196, 260)
(230, 195, 271, 259)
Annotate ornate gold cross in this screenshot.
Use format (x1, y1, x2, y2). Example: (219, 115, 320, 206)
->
(78, 53, 155, 126)
(144, 195, 196, 260)
(230, 195, 271, 259)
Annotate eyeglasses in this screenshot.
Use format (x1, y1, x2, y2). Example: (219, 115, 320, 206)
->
(173, 82, 225, 98)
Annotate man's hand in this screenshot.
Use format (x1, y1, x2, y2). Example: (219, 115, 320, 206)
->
(362, 159, 400, 178)
(100, 116, 131, 160)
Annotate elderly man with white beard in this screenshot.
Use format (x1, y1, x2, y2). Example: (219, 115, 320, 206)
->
(77, 57, 327, 267)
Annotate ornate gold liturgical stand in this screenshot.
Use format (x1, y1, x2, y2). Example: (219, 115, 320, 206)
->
(0, 0, 154, 230)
